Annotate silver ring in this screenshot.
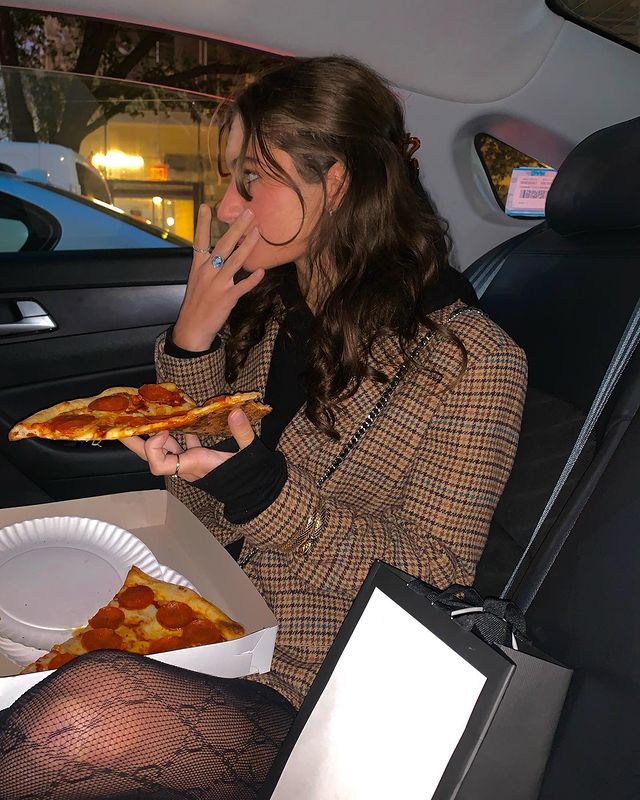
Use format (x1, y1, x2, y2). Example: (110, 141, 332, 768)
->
(171, 453, 181, 479)
(192, 245, 211, 255)
(211, 254, 225, 269)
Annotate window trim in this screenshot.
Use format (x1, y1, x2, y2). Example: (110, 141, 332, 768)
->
(0, 190, 61, 252)
(27, 181, 190, 246)
(473, 132, 553, 220)
(546, 1, 640, 55)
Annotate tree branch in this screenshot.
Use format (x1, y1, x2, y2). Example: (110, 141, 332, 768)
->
(105, 31, 165, 80)
(0, 10, 37, 141)
(159, 62, 248, 87)
(74, 19, 113, 75)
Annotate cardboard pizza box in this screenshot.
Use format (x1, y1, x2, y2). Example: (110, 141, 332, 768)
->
(0, 489, 278, 710)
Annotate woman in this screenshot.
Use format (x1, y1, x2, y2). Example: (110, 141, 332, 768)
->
(0, 56, 526, 799)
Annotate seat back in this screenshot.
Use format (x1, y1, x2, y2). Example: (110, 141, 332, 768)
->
(471, 115, 640, 597)
(521, 365, 640, 799)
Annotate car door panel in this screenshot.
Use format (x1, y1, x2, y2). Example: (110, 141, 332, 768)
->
(0, 248, 191, 507)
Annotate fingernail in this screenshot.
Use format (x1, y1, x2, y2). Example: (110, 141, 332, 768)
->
(242, 208, 254, 220)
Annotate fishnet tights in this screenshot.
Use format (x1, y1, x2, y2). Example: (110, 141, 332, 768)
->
(0, 651, 295, 800)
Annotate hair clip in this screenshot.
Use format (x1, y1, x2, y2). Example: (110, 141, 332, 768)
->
(405, 134, 422, 177)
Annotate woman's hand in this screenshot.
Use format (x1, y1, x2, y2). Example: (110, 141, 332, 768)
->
(172, 204, 265, 352)
(121, 408, 256, 482)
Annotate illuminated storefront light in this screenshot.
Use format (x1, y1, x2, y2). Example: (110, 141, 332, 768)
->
(91, 150, 145, 171)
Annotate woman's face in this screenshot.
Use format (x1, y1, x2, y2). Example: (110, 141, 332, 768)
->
(216, 117, 327, 273)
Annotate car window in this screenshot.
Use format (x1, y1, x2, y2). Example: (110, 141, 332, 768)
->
(0, 218, 29, 252)
(548, 1, 640, 52)
(0, 7, 283, 254)
(475, 133, 553, 215)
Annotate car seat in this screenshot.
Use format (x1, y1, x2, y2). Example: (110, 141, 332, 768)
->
(469, 115, 640, 600)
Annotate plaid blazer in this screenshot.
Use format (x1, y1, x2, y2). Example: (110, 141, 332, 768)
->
(156, 300, 527, 708)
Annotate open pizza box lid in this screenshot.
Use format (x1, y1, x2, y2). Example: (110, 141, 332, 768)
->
(0, 490, 278, 710)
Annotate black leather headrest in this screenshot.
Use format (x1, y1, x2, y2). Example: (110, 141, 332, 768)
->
(546, 115, 640, 236)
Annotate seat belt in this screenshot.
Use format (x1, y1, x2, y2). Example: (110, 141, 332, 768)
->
(465, 223, 545, 298)
(501, 296, 640, 608)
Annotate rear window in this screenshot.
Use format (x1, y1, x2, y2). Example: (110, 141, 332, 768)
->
(548, 1, 640, 52)
(0, 7, 283, 250)
(475, 133, 555, 217)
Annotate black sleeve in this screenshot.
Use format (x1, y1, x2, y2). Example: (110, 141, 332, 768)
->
(163, 326, 222, 359)
(193, 437, 288, 524)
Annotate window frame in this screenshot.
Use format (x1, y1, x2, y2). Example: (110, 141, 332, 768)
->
(546, 0, 640, 55)
(473, 132, 553, 220)
(33, 181, 191, 246)
(0, 190, 61, 251)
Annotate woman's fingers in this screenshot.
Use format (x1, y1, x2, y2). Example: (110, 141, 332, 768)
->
(120, 436, 148, 460)
(122, 429, 241, 481)
(191, 204, 212, 263)
(211, 208, 255, 266)
(144, 431, 181, 477)
(217, 224, 261, 279)
(232, 267, 265, 301)
(161, 434, 183, 454)
(228, 409, 255, 450)
(184, 433, 201, 450)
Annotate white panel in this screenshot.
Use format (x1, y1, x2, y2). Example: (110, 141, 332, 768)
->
(1, 0, 563, 102)
(271, 589, 487, 800)
(402, 22, 640, 267)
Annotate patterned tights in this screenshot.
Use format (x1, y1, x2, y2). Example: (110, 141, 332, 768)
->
(0, 651, 295, 800)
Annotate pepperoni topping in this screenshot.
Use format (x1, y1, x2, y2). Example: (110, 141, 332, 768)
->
(156, 601, 195, 630)
(89, 606, 125, 629)
(48, 414, 94, 435)
(128, 394, 148, 410)
(88, 394, 130, 412)
(81, 628, 123, 652)
(138, 384, 184, 406)
(118, 585, 155, 610)
(49, 652, 76, 669)
(148, 636, 185, 655)
(181, 619, 224, 646)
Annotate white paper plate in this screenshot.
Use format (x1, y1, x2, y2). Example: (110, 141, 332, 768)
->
(0, 563, 197, 667)
(159, 565, 197, 592)
(0, 516, 163, 650)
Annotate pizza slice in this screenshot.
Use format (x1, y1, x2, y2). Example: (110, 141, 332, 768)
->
(8, 383, 271, 442)
(21, 565, 246, 674)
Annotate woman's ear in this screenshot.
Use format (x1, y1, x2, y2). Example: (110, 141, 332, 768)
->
(326, 161, 349, 211)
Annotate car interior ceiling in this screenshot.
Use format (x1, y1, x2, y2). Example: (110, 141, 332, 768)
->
(466, 114, 640, 797)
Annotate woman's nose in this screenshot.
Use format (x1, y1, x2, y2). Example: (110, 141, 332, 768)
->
(216, 180, 246, 225)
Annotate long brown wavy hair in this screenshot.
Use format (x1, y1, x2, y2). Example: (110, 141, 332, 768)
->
(219, 56, 466, 439)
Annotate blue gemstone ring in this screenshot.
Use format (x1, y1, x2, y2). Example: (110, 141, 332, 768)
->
(211, 254, 225, 269)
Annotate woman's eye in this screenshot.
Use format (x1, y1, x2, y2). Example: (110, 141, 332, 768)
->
(244, 170, 259, 184)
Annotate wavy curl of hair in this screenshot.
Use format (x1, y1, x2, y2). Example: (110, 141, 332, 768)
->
(219, 56, 466, 439)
